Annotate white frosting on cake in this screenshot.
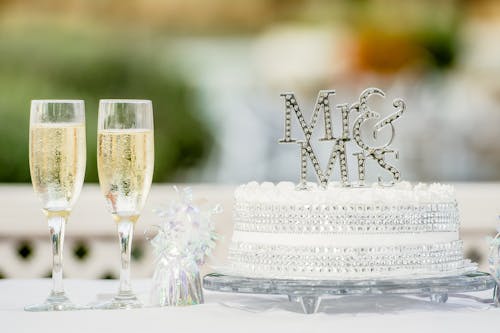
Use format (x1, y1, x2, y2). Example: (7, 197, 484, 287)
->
(223, 181, 475, 280)
(235, 181, 455, 205)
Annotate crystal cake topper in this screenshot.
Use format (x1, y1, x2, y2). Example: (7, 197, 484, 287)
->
(279, 87, 406, 188)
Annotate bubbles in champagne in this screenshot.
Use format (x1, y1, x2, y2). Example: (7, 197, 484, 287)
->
(97, 129, 154, 222)
(29, 123, 86, 212)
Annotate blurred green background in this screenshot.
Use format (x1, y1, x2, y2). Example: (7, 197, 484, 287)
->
(0, 0, 499, 183)
(0, 1, 216, 183)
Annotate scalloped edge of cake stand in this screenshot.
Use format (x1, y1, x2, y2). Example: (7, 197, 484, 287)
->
(203, 271, 498, 314)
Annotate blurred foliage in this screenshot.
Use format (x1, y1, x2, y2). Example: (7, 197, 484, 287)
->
(0, 0, 476, 183)
(351, 0, 462, 73)
(0, 23, 213, 182)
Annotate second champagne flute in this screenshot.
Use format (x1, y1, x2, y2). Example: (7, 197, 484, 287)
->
(96, 99, 154, 309)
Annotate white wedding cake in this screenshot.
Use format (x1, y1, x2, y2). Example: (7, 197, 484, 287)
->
(224, 181, 475, 279)
(221, 87, 476, 280)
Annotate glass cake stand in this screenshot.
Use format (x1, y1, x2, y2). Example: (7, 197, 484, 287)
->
(203, 271, 498, 314)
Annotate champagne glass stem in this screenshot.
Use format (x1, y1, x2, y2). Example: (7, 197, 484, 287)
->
(48, 214, 66, 296)
(117, 220, 134, 297)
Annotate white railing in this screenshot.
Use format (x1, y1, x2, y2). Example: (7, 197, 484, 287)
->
(0, 183, 498, 278)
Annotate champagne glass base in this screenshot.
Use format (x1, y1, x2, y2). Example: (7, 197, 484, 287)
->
(93, 292, 142, 310)
(25, 292, 86, 312)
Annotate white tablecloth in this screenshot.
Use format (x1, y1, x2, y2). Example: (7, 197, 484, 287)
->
(1, 279, 500, 333)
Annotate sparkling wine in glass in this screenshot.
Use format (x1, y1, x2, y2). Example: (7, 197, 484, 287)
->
(26, 100, 86, 311)
(95, 99, 154, 309)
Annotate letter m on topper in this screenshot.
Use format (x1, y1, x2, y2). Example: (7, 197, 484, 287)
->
(279, 90, 350, 189)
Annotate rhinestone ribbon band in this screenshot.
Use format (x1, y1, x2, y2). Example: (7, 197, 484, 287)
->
(226, 240, 474, 279)
(234, 201, 459, 234)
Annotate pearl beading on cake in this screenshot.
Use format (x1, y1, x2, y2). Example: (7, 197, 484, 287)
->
(234, 202, 459, 234)
(223, 181, 474, 279)
(224, 259, 474, 279)
(226, 240, 474, 279)
(231, 239, 464, 255)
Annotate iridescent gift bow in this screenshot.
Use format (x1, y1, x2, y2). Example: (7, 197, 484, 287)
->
(147, 187, 221, 306)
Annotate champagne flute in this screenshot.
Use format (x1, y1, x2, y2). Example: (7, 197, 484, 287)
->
(26, 100, 86, 311)
(95, 99, 154, 309)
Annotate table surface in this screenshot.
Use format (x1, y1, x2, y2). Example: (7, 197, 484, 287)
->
(1, 279, 500, 333)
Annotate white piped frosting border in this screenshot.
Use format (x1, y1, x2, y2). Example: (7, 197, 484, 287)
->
(235, 181, 455, 205)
